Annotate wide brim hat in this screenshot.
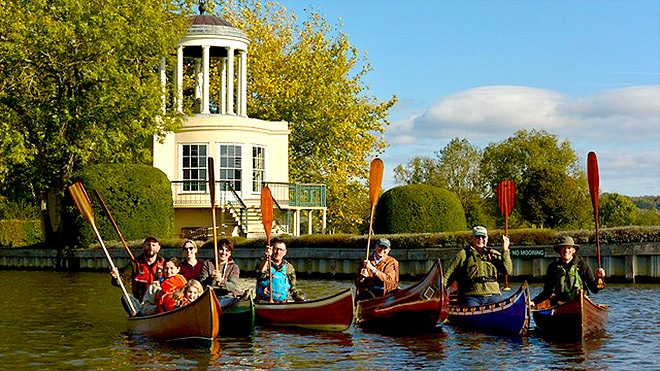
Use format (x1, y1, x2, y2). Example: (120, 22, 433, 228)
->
(554, 235, 580, 252)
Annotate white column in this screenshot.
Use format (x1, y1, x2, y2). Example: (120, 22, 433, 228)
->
(159, 58, 166, 114)
(220, 57, 227, 114)
(202, 45, 210, 114)
(322, 210, 327, 233)
(307, 210, 313, 234)
(176, 46, 183, 113)
(227, 47, 235, 115)
(194, 59, 202, 112)
(238, 50, 248, 116)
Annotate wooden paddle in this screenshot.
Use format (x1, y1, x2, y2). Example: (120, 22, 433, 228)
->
(208, 157, 219, 269)
(68, 181, 138, 316)
(496, 179, 516, 291)
(261, 186, 274, 302)
(93, 189, 135, 262)
(588, 151, 606, 289)
(365, 158, 384, 260)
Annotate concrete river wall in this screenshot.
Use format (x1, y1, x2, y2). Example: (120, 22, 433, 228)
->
(1, 242, 659, 283)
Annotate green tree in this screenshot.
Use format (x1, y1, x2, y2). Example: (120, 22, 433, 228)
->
(600, 193, 636, 227)
(394, 138, 485, 227)
(520, 166, 590, 228)
(220, 0, 396, 233)
(0, 0, 190, 245)
(481, 129, 587, 227)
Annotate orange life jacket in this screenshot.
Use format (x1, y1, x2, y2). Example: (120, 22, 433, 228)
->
(156, 274, 187, 313)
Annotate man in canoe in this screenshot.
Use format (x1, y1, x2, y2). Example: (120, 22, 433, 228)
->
(111, 236, 165, 302)
(255, 238, 306, 302)
(355, 238, 400, 301)
(532, 235, 606, 307)
(443, 226, 512, 306)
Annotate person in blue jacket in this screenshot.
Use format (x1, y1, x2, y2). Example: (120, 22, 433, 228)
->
(255, 238, 306, 302)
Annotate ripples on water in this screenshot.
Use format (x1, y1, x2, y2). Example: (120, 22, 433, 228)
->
(0, 271, 659, 370)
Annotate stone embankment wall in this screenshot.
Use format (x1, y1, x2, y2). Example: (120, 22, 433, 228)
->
(1, 242, 659, 283)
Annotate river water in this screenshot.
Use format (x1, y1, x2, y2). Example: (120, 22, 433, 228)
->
(0, 270, 658, 370)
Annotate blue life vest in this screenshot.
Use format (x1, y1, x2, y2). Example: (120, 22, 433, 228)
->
(256, 263, 291, 302)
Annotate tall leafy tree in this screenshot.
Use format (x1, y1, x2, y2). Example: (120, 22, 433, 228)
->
(0, 0, 190, 244)
(600, 193, 636, 227)
(393, 156, 444, 187)
(220, 0, 396, 233)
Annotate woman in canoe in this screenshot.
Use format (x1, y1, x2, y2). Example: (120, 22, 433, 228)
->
(141, 257, 187, 315)
(179, 239, 213, 284)
(532, 236, 606, 307)
(204, 238, 242, 306)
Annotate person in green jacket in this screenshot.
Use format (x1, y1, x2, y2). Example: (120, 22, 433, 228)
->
(442, 226, 512, 306)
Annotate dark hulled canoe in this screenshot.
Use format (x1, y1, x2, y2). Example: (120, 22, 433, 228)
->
(218, 289, 255, 337)
(355, 258, 449, 332)
(532, 291, 608, 340)
(254, 288, 354, 332)
(448, 281, 531, 336)
(127, 287, 221, 341)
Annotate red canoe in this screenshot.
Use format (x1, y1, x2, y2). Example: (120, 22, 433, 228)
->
(355, 258, 449, 332)
(127, 287, 222, 341)
(254, 288, 355, 332)
(532, 291, 608, 340)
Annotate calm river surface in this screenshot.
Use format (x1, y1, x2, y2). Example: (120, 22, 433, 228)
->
(0, 270, 658, 370)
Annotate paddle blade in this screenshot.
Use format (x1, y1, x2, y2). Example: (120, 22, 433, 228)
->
(261, 186, 274, 243)
(369, 158, 384, 206)
(208, 157, 216, 207)
(496, 180, 516, 217)
(68, 181, 95, 224)
(587, 151, 600, 214)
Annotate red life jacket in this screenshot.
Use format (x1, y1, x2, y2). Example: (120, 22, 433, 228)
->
(132, 256, 165, 300)
(156, 274, 187, 313)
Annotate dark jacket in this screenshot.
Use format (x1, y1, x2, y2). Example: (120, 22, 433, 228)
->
(112, 254, 165, 301)
(533, 256, 602, 304)
(442, 246, 512, 297)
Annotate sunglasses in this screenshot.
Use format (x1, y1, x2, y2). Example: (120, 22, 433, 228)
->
(183, 246, 196, 251)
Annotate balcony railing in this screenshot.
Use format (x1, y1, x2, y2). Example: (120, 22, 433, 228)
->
(264, 182, 326, 208)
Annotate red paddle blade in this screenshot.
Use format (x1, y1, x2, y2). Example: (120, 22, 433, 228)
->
(369, 158, 384, 206)
(496, 180, 516, 216)
(588, 151, 599, 214)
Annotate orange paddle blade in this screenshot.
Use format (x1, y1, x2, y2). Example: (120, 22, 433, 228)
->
(261, 186, 274, 241)
(369, 158, 384, 206)
(68, 181, 95, 224)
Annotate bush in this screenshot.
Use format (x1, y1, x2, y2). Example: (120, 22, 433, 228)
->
(63, 164, 174, 248)
(373, 184, 467, 234)
(0, 219, 43, 247)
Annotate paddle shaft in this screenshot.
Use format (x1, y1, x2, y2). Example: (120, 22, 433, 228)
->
(94, 190, 135, 261)
(208, 157, 219, 269)
(366, 158, 384, 260)
(69, 182, 137, 316)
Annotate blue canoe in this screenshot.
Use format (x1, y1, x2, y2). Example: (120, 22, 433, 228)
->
(447, 281, 531, 336)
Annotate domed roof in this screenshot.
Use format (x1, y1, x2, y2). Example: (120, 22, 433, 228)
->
(190, 14, 234, 28)
(185, 2, 247, 41)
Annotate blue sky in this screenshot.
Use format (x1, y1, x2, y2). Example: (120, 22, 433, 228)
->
(277, 0, 660, 196)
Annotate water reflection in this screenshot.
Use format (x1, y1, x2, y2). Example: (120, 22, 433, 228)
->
(0, 271, 658, 369)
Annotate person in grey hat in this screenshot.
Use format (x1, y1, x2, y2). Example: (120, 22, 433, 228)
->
(532, 235, 606, 306)
(355, 238, 400, 301)
(442, 226, 512, 306)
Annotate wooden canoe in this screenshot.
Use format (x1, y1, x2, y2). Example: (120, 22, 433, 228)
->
(254, 288, 355, 332)
(218, 289, 255, 337)
(127, 287, 221, 341)
(532, 291, 608, 340)
(448, 281, 531, 336)
(355, 258, 449, 332)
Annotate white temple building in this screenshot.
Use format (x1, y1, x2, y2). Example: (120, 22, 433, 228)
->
(153, 7, 326, 238)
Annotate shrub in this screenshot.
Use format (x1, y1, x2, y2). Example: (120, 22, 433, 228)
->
(63, 164, 174, 248)
(373, 184, 467, 234)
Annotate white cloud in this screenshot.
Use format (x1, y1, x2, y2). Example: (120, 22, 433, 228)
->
(383, 85, 660, 196)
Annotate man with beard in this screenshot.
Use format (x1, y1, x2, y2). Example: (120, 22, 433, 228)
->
(111, 236, 165, 302)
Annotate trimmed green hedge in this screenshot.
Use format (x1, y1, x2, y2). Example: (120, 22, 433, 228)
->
(0, 219, 43, 247)
(373, 184, 467, 234)
(63, 164, 174, 248)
